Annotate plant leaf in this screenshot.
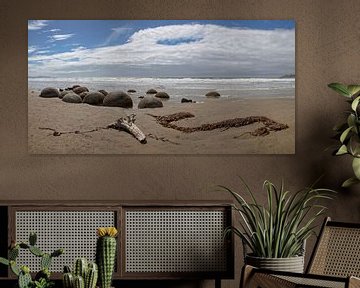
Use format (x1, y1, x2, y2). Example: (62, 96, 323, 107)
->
(340, 126, 353, 143)
(351, 96, 360, 111)
(342, 177, 360, 188)
(0, 257, 9, 266)
(328, 83, 350, 97)
(352, 157, 360, 179)
(347, 85, 360, 97)
(336, 145, 348, 155)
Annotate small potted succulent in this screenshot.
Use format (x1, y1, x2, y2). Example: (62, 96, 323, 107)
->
(328, 83, 360, 187)
(0, 232, 63, 288)
(220, 178, 334, 272)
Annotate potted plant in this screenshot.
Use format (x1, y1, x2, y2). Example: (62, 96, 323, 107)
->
(328, 82, 360, 187)
(220, 179, 334, 273)
(0, 232, 64, 288)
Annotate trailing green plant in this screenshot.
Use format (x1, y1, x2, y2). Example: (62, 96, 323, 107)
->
(328, 82, 360, 187)
(96, 227, 118, 288)
(62, 258, 98, 288)
(220, 179, 335, 258)
(0, 232, 63, 288)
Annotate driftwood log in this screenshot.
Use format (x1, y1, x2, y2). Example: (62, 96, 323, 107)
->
(108, 114, 147, 144)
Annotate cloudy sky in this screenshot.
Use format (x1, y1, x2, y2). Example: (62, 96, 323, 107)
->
(28, 20, 295, 78)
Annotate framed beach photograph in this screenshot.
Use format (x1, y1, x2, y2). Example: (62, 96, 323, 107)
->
(28, 20, 295, 154)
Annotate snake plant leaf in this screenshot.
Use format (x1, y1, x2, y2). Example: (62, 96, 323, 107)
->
(340, 126, 353, 143)
(347, 85, 360, 97)
(351, 96, 360, 111)
(352, 157, 360, 179)
(342, 177, 360, 188)
(328, 83, 350, 97)
(336, 144, 348, 155)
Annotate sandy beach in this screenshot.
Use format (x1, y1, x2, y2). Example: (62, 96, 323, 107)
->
(28, 89, 295, 154)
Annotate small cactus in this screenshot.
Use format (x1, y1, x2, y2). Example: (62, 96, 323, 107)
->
(63, 260, 98, 288)
(0, 232, 63, 288)
(74, 275, 85, 288)
(18, 269, 32, 288)
(63, 272, 74, 288)
(74, 258, 88, 279)
(9, 246, 19, 260)
(85, 263, 98, 288)
(29, 232, 37, 246)
(29, 245, 44, 257)
(96, 227, 118, 288)
(41, 253, 52, 270)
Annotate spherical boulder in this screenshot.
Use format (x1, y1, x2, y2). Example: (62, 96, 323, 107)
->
(138, 96, 163, 109)
(205, 91, 220, 97)
(127, 89, 136, 93)
(98, 89, 108, 96)
(73, 86, 89, 95)
(79, 91, 89, 100)
(72, 85, 81, 89)
(103, 91, 133, 108)
(62, 92, 82, 103)
(83, 92, 105, 106)
(155, 91, 170, 99)
(146, 88, 157, 94)
(39, 87, 60, 98)
(181, 98, 193, 103)
(59, 90, 70, 99)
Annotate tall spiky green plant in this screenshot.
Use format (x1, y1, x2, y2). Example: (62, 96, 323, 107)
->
(221, 179, 335, 258)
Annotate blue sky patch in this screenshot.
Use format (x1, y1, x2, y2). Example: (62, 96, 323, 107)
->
(157, 37, 202, 46)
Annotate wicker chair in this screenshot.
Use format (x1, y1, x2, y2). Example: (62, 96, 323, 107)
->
(241, 217, 360, 288)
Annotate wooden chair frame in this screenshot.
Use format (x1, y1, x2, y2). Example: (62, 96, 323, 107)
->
(241, 217, 360, 288)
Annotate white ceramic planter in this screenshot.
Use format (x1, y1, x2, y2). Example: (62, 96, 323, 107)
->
(245, 254, 305, 273)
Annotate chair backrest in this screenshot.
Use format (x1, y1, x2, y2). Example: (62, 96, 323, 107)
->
(307, 217, 360, 277)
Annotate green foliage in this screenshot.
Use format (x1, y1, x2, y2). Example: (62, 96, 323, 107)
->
(221, 178, 335, 258)
(0, 232, 63, 288)
(32, 278, 54, 288)
(329, 82, 360, 187)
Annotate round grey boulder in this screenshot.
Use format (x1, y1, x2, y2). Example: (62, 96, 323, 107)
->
(59, 90, 70, 99)
(73, 86, 89, 95)
(83, 92, 105, 106)
(103, 91, 133, 108)
(62, 92, 82, 103)
(155, 91, 170, 99)
(146, 88, 157, 94)
(138, 96, 163, 109)
(79, 91, 89, 100)
(98, 89, 108, 96)
(205, 91, 220, 97)
(39, 87, 60, 98)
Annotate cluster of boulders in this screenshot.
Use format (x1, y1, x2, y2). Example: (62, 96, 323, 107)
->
(38, 85, 221, 109)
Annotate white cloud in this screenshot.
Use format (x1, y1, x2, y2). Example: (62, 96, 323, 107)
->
(101, 27, 133, 46)
(28, 20, 48, 30)
(49, 34, 74, 42)
(28, 46, 37, 54)
(29, 24, 295, 77)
